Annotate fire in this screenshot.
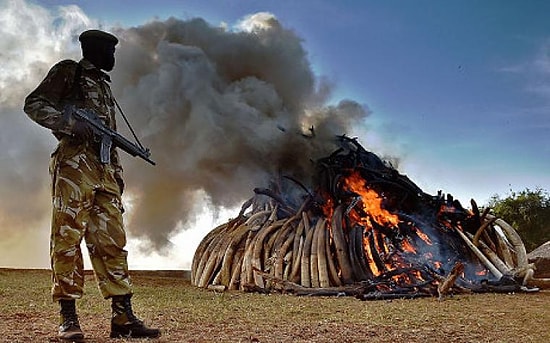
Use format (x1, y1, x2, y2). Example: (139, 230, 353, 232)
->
(192, 135, 535, 298)
(320, 193, 334, 219)
(343, 171, 400, 228)
(342, 171, 426, 281)
(363, 236, 382, 276)
(415, 228, 432, 245)
(476, 269, 488, 276)
(400, 239, 416, 253)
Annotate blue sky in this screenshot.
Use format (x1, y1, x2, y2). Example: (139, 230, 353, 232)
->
(1, 0, 549, 268)
(55, 0, 550, 204)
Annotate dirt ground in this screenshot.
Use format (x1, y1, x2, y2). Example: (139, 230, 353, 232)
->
(0, 269, 549, 343)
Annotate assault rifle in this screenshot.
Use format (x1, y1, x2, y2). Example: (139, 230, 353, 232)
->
(68, 106, 156, 166)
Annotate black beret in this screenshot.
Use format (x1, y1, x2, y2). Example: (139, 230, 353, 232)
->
(79, 29, 118, 45)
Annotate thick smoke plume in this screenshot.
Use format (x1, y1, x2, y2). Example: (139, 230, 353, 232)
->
(113, 15, 369, 249)
(0, 1, 369, 261)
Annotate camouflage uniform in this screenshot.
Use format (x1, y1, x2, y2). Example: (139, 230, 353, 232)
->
(24, 58, 133, 301)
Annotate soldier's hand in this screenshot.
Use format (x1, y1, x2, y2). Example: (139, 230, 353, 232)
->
(71, 120, 93, 140)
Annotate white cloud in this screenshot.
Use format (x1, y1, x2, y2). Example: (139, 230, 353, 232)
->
(0, 0, 95, 105)
(235, 12, 279, 33)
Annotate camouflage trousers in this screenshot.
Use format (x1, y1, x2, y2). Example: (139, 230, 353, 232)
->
(49, 142, 132, 301)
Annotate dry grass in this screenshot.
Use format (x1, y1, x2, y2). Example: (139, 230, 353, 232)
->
(0, 268, 549, 342)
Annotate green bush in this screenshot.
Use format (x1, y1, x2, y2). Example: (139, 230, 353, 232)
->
(487, 188, 550, 252)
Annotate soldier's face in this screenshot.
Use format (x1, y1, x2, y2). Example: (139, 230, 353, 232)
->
(102, 44, 116, 72)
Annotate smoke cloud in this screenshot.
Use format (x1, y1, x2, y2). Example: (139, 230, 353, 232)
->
(0, 0, 97, 266)
(113, 15, 369, 248)
(0, 2, 369, 264)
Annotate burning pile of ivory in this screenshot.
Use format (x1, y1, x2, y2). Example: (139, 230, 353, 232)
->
(191, 136, 540, 298)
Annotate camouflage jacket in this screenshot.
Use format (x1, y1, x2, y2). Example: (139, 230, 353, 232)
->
(24, 58, 123, 180)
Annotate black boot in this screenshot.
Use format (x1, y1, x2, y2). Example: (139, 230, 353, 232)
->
(58, 299, 84, 341)
(110, 294, 161, 338)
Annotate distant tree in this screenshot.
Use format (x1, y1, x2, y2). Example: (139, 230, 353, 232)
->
(487, 188, 550, 252)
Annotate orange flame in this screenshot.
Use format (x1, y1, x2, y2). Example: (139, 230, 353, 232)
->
(415, 228, 433, 245)
(321, 194, 334, 219)
(363, 235, 381, 276)
(401, 239, 416, 253)
(476, 269, 488, 276)
(343, 171, 400, 228)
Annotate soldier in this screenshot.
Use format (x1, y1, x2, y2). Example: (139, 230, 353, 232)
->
(24, 29, 160, 340)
